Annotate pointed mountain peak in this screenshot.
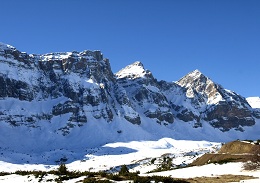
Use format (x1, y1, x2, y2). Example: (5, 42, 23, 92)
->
(115, 61, 149, 79)
(176, 69, 225, 104)
(191, 69, 202, 74)
(186, 69, 205, 79)
(132, 61, 144, 67)
(177, 69, 210, 87)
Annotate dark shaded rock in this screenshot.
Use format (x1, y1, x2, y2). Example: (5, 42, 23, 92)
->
(52, 101, 78, 116)
(252, 109, 260, 119)
(206, 103, 255, 131)
(210, 116, 255, 132)
(0, 76, 34, 101)
(144, 110, 174, 123)
(124, 115, 141, 125)
(176, 109, 200, 123)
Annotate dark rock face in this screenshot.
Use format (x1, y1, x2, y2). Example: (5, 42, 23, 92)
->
(252, 109, 260, 119)
(176, 109, 200, 123)
(0, 43, 257, 134)
(206, 104, 255, 131)
(0, 77, 34, 101)
(116, 62, 174, 124)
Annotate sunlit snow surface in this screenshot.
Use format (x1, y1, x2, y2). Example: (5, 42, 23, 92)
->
(147, 162, 260, 182)
(247, 97, 260, 108)
(115, 61, 147, 79)
(0, 139, 259, 183)
(0, 138, 219, 172)
(68, 138, 221, 173)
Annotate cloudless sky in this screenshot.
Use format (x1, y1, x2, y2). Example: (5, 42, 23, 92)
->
(1, 0, 259, 97)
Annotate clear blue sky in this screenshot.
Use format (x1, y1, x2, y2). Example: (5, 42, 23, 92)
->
(1, 0, 259, 97)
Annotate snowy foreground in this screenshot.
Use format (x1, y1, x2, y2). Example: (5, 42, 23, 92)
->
(147, 163, 260, 183)
(0, 138, 259, 182)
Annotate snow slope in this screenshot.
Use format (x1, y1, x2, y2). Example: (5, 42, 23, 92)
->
(115, 61, 148, 79)
(0, 138, 259, 183)
(0, 118, 259, 167)
(0, 138, 221, 173)
(146, 162, 260, 182)
(247, 97, 260, 108)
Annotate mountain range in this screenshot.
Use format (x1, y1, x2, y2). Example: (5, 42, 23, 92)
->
(0, 42, 259, 157)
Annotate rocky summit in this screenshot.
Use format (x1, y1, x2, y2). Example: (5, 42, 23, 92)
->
(0, 42, 259, 150)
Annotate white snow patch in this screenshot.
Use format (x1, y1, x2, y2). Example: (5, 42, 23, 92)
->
(145, 162, 260, 182)
(116, 61, 147, 79)
(247, 97, 260, 108)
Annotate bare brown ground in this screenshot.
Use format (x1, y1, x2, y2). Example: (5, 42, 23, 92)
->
(191, 140, 260, 167)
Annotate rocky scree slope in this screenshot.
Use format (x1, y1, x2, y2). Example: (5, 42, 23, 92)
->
(0, 43, 259, 145)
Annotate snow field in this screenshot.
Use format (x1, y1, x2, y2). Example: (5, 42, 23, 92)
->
(0, 138, 220, 173)
(146, 162, 260, 182)
(247, 97, 260, 108)
(0, 138, 259, 183)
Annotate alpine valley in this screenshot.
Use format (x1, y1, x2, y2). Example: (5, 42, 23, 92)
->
(0, 43, 259, 181)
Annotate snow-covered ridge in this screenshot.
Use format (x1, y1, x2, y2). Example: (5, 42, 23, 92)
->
(176, 69, 206, 86)
(0, 42, 15, 50)
(39, 50, 104, 62)
(115, 61, 149, 79)
(184, 69, 202, 80)
(0, 42, 104, 64)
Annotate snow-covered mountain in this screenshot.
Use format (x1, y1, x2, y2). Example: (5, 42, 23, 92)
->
(174, 69, 255, 131)
(0, 42, 259, 164)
